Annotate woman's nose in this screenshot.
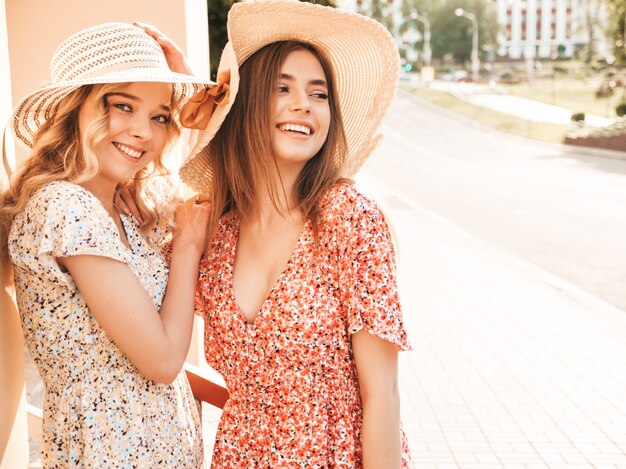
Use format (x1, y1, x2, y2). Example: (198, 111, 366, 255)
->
(129, 115, 153, 139)
(288, 90, 311, 113)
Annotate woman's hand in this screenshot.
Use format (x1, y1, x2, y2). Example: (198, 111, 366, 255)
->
(133, 21, 194, 75)
(115, 186, 145, 223)
(172, 196, 211, 256)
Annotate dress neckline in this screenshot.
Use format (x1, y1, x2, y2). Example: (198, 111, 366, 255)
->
(227, 212, 311, 331)
(70, 182, 139, 256)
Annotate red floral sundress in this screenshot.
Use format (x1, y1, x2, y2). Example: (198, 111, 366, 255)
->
(195, 184, 412, 467)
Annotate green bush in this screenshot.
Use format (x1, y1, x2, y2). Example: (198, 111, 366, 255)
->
(571, 112, 585, 123)
(616, 102, 626, 117)
(595, 83, 615, 98)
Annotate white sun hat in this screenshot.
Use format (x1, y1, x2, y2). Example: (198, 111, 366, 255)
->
(9, 22, 215, 153)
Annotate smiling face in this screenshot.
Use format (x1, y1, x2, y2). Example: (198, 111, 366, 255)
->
(78, 81, 173, 185)
(271, 49, 331, 172)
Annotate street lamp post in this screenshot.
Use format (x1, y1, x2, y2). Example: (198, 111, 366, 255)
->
(410, 12, 431, 68)
(455, 8, 479, 83)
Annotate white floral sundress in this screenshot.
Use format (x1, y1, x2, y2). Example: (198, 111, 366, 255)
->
(9, 180, 204, 468)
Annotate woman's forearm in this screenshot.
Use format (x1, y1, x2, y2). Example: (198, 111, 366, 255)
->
(156, 244, 203, 381)
(361, 390, 402, 469)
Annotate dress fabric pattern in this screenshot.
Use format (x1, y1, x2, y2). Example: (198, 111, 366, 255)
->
(195, 184, 413, 468)
(9, 181, 203, 468)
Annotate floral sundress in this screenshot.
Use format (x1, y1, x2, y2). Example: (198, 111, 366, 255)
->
(9, 181, 204, 467)
(195, 183, 413, 467)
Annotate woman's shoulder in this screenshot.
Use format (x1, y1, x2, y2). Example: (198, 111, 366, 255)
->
(320, 182, 382, 219)
(30, 180, 96, 209)
(16, 181, 105, 234)
(206, 210, 239, 250)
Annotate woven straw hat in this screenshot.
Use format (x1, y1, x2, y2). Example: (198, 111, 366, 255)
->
(178, 0, 400, 193)
(9, 22, 214, 151)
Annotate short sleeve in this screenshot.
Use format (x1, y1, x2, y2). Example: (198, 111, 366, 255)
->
(9, 182, 127, 287)
(342, 195, 411, 351)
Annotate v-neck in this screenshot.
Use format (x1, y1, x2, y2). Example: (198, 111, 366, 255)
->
(228, 212, 310, 330)
(117, 213, 137, 254)
(77, 184, 137, 255)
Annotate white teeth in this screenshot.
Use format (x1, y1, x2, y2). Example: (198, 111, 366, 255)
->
(114, 143, 142, 159)
(279, 123, 311, 135)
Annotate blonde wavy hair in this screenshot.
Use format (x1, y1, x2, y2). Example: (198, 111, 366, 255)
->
(0, 83, 181, 264)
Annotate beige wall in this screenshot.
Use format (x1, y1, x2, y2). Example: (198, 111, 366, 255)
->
(1, 1, 209, 466)
(1, 0, 29, 465)
(6, 0, 209, 106)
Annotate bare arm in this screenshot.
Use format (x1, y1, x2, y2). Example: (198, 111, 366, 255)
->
(353, 329, 402, 469)
(58, 198, 209, 383)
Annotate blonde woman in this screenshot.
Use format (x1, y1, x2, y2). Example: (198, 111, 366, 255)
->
(0, 23, 212, 467)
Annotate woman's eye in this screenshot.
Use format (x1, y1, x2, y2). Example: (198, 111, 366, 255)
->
(112, 103, 132, 112)
(153, 114, 171, 124)
(312, 92, 328, 100)
(277, 85, 289, 94)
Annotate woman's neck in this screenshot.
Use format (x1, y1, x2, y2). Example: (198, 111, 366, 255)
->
(254, 163, 301, 214)
(81, 178, 117, 213)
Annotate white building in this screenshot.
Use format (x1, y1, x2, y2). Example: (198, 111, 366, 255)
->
(496, 0, 591, 59)
(340, 0, 610, 63)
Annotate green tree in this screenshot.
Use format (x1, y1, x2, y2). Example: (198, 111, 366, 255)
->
(366, 0, 394, 33)
(208, 0, 234, 78)
(370, 0, 384, 23)
(398, 0, 432, 67)
(606, 0, 626, 66)
(207, 0, 336, 78)
(400, 0, 431, 21)
(398, 0, 431, 35)
(428, 0, 497, 65)
(578, 0, 605, 64)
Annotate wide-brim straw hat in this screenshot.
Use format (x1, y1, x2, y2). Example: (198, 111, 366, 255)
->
(9, 22, 214, 153)
(178, 0, 400, 193)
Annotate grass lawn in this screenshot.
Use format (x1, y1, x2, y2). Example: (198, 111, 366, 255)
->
(501, 77, 626, 118)
(404, 86, 570, 144)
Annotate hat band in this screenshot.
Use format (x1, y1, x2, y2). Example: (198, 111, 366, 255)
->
(65, 59, 165, 82)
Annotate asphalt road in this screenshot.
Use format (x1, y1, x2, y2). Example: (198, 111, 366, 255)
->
(363, 89, 626, 312)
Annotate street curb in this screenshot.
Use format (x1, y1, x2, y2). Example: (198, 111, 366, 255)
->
(561, 140, 626, 161)
(357, 171, 626, 319)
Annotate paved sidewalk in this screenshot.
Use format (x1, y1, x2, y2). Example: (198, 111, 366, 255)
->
(357, 174, 626, 468)
(428, 81, 616, 128)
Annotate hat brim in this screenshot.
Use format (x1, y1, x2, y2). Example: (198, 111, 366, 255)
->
(10, 67, 214, 150)
(179, 0, 400, 193)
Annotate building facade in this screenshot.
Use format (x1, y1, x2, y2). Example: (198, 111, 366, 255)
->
(339, 0, 608, 62)
(497, 0, 592, 59)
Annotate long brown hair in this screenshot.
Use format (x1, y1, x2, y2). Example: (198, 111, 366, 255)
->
(205, 41, 350, 239)
(0, 83, 181, 262)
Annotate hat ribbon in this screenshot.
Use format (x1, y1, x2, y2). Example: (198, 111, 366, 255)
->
(180, 70, 230, 130)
